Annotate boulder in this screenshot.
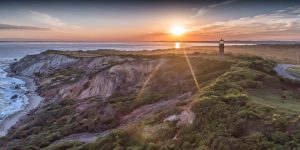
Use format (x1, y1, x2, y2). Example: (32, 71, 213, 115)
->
(11, 95, 18, 99)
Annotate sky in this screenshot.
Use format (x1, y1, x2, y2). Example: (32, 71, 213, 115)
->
(0, 0, 300, 41)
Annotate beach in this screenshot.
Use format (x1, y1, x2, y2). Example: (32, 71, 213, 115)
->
(0, 75, 43, 137)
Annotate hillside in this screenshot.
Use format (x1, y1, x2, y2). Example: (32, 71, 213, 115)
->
(1, 49, 300, 150)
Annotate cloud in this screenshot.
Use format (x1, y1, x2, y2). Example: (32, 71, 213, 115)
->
(190, 6, 300, 40)
(0, 23, 50, 31)
(29, 11, 80, 30)
(192, 0, 236, 17)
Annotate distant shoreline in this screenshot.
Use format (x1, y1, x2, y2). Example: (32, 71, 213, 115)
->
(0, 41, 299, 44)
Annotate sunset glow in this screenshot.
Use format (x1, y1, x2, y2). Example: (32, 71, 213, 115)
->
(170, 25, 186, 36)
(0, 0, 300, 41)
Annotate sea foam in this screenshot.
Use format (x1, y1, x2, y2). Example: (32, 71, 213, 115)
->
(0, 60, 28, 123)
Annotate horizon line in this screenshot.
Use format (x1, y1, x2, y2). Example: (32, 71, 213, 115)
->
(0, 40, 300, 43)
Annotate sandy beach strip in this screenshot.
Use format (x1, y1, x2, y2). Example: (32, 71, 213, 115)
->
(0, 76, 43, 137)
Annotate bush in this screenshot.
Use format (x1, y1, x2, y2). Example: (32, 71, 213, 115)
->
(222, 93, 249, 106)
(272, 114, 289, 129)
(141, 123, 176, 142)
(271, 131, 290, 144)
(43, 141, 84, 150)
(83, 130, 145, 150)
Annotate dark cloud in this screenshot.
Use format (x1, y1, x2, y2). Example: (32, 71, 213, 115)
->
(0, 24, 50, 31)
(0, 0, 245, 8)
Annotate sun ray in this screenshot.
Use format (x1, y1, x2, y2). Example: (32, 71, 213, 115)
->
(135, 60, 164, 101)
(183, 47, 200, 91)
(169, 24, 200, 91)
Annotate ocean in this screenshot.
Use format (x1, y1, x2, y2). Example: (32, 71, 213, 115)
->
(0, 41, 258, 59)
(0, 41, 257, 124)
(0, 60, 28, 123)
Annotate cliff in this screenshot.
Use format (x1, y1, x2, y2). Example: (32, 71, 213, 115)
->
(12, 53, 159, 100)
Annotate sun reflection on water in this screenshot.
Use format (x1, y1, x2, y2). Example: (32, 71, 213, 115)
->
(175, 42, 181, 49)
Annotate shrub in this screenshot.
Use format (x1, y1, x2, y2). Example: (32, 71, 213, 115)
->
(141, 123, 176, 142)
(272, 114, 289, 129)
(222, 93, 249, 106)
(83, 130, 145, 150)
(271, 131, 290, 144)
(43, 141, 84, 150)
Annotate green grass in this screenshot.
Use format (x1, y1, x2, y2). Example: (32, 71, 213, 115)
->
(247, 88, 300, 113)
(286, 66, 300, 79)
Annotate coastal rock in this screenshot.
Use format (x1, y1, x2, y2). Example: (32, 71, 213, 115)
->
(10, 95, 18, 99)
(14, 85, 20, 89)
(11, 54, 78, 77)
(11, 52, 166, 100)
(60, 60, 160, 99)
(164, 115, 179, 122)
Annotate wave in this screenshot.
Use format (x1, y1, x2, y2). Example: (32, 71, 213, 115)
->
(0, 61, 28, 123)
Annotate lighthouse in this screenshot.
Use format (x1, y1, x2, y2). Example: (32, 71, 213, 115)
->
(219, 38, 224, 56)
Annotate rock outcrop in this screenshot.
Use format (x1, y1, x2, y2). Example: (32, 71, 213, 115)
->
(11, 52, 165, 100)
(60, 60, 160, 99)
(11, 54, 78, 77)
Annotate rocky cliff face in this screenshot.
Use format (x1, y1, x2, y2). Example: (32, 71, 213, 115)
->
(59, 60, 161, 99)
(11, 52, 166, 101)
(11, 54, 78, 77)
(11, 51, 231, 103)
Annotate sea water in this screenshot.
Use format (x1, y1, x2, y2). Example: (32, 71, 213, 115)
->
(0, 60, 28, 123)
(0, 41, 258, 59)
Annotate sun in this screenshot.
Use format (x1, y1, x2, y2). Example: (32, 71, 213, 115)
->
(170, 25, 186, 36)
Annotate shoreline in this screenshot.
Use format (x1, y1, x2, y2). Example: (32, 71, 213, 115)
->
(0, 75, 43, 137)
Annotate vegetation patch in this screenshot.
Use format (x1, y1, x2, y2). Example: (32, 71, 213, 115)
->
(0, 99, 118, 149)
(247, 89, 300, 113)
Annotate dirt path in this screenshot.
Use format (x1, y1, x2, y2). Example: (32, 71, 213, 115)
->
(120, 92, 192, 125)
(274, 64, 300, 80)
(48, 92, 192, 146)
(51, 130, 113, 145)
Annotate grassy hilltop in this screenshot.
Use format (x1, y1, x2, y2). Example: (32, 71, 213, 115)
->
(1, 48, 300, 150)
